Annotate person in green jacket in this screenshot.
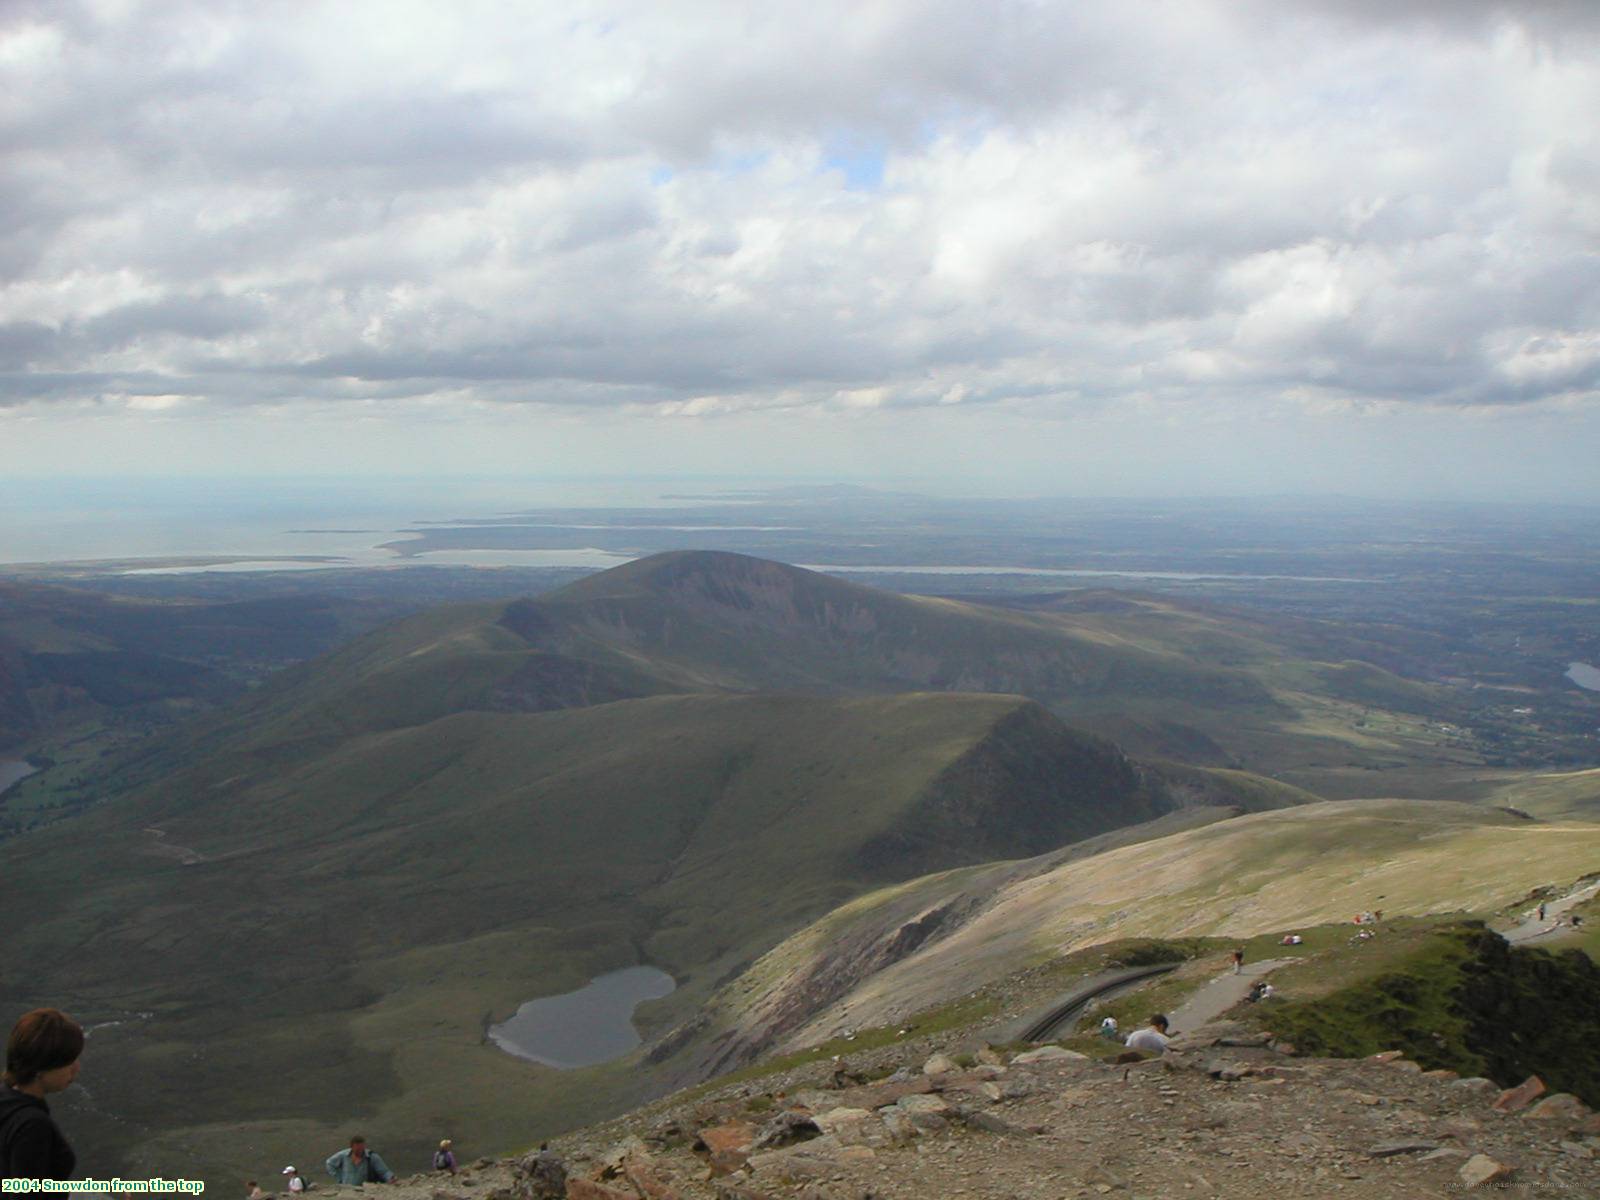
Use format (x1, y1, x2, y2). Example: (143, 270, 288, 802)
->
(325, 1136, 395, 1185)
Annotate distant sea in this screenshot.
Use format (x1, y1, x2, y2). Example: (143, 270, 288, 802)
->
(0, 477, 736, 568)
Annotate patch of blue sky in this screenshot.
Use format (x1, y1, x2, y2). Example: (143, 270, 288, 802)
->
(821, 133, 887, 190)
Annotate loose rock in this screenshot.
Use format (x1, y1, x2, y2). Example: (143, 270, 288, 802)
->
(1458, 1153, 1515, 1189)
(1491, 1075, 1546, 1113)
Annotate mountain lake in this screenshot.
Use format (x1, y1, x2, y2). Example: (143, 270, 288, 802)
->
(488, 966, 677, 1069)
(1568, 662, 1600, 692)
(0, 760, 38, 797)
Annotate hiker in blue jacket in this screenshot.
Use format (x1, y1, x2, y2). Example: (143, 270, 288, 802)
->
(326, 1136, 396, 1185)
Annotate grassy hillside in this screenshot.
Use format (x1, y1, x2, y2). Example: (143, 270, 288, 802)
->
(105, 550, 1488, 791)
(3, 689, 1279, 1185)
(1260, 922, 1600, 1104)
(0, 581, 377, 738)
(0, 551, 1536, 1183)
(1481, 766, 1600, 819)
(699, 799, 1600, 1061)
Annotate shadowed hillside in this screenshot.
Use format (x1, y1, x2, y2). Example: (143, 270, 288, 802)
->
(0, 684, 1297, 1183)
(1, 551, 1465, 1184)
(0, 579, 373, 748)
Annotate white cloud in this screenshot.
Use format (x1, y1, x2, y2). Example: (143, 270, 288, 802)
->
(0, 0, 1596, 495)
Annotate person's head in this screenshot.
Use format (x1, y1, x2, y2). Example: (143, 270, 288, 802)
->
(439, 1140, 452, 1150)
(247, 1183, 259, 1192)
(4, 1008, 84, 1093)
(282, 1168, 297, 1178)
(349, 1137, 367, 1158)
(1149, 1013, 1169, 1032)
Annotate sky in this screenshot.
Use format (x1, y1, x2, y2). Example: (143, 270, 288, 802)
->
(2, 0, 1599, 499)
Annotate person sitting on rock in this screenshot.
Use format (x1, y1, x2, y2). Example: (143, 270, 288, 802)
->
(432, 1139, 457, 1175)
(1124, 1014, 1170, 1054)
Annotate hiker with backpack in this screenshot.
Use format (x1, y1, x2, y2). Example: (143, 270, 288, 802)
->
(433, 1139, 457, 1175)
(325, 1136, 396, 1185)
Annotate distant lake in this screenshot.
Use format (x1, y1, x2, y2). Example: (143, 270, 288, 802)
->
(799, 563, 1378, 583)
(1568, 662, 1600, 692)
(488, 966, 676, 1069)
(0, 760, 38, 796)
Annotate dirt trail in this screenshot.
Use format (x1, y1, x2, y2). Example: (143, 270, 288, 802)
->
(1167, 957, 1292, 1034)
(1502, 878, 1599, 943)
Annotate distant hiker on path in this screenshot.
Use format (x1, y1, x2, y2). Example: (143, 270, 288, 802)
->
(432, 1139, 457, 1175)
(247, 1181, 266, 1199)
(282, 1166, 307, 1193)
(1538, 902, 1547, 922)
(1, 1008, 84, 1182)
(1125, 1014, 1171, 1054)
(326, 1136, 396, 1185)
(1230, 948, 1244, 974)
(1098, 1016, 1120, 1042)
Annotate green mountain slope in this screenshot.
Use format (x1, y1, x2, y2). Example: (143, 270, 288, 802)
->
(2, 687, 1293, 1183)
(692, 798, 1600, 1072)
(146, 551, 1290, 765)
(0, 551, 1435, 1183)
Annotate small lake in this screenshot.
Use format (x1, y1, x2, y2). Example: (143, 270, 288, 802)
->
(0, 760, 38, 797)
(1568, 662, 1600, 692)
(488, 966, 676, 1070)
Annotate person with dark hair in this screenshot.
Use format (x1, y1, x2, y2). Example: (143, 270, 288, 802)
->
(1, 1008, 84, 1181)
(326, 1136, 395, 1185)
(1124, 1013, 1170, 1054)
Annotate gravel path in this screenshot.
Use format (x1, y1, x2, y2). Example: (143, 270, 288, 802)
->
(1502, 878, 1599, 943)
(1167, 957, 1293, 1034)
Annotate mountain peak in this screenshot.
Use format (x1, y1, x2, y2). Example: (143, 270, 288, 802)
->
(551, 549, 859, 601)
(543, 550, 888, 634)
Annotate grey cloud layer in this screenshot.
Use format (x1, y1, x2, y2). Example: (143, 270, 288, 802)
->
(1, 0, 1596, 416)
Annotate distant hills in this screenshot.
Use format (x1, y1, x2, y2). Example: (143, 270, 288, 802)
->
(0, 579, 374, 749)
(175, 550, 1296, 760)
(0, 550, 1525, 1182)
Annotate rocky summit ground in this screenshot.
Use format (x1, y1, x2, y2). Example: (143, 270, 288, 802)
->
(317, 1020, 1600, 1200)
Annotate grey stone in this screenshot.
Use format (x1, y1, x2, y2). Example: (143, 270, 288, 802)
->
(518, 1150, 567, 1199)
(1367, 1141, 1439, 1158)
(922, 1053, 959, 1076)
(1458, 1154, 1515, 1189)
(1011, 1045, 1087, 1065)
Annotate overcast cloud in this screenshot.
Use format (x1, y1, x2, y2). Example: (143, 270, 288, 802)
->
(1, 0, 1597, 494)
